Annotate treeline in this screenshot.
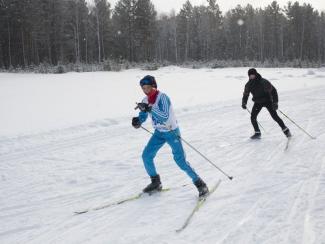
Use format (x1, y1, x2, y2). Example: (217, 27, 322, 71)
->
(0, 0, 325, 71)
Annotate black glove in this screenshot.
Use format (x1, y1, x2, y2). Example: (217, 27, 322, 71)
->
(242, 103, 247, 109)
(132, 117, 141, 129)
(136, 102, 152, 112)
(272, 102, 278, 110)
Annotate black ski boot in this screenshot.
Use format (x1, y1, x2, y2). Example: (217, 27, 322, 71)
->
(143, 175, 162, 193)
(250, 131, 261, 139)
(283, 127, 292, 138)
(194, 178, 209, 198)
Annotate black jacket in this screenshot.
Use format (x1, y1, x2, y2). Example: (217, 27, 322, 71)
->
(242, 73, 278, 105)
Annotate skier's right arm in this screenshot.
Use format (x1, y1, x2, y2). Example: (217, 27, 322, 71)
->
(138, 111, 148, 123)
(132, 111, 148, 129)
(242, 82, 250, 109)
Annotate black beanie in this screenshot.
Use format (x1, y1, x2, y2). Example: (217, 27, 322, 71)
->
(248, 68, 258, 76)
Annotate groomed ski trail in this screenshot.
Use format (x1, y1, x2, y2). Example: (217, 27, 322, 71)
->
(1, 86, 325, 244)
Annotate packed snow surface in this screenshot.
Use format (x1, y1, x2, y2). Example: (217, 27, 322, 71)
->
(1, 67, 325, 243)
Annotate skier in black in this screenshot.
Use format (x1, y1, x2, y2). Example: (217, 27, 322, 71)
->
(242, 68, 292, 139)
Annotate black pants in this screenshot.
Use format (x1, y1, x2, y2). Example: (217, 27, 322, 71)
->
(251, 102, 286, 132)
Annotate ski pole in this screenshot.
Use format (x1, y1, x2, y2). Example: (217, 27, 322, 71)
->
(140, 125, 153, 135)
(246, 108, 267, 133)
(174, 132, 234, 181)
(278, 110, 316, 139)
(141, 126, 233, 181)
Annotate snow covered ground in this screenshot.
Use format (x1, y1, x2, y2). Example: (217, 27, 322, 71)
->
(1, 67, 325, 136)
(0, 67, 325, 244)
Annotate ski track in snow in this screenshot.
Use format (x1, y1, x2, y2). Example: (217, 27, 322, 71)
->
(1, 86, 325, 244)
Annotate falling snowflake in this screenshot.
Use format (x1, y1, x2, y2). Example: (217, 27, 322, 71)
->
(237, 19, 244, 26)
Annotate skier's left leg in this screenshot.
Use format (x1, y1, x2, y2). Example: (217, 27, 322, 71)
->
(165, 128, 199, 183)
(165, 128, 208, 197)
(265, 103, 292, 137)
(265, 103, 286, 129)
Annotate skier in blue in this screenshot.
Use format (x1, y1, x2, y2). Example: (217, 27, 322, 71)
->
(132, 75, 209, 197)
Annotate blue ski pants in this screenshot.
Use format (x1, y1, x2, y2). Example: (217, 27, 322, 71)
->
(142, 128, 199, 182)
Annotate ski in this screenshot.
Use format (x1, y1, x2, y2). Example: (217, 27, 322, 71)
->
(74, 188, 170, 215)
(284, 137, 292, 151)
(176, 180, 222, 233)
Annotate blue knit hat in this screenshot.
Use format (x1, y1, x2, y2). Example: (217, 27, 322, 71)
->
(140, 75, 157, 88)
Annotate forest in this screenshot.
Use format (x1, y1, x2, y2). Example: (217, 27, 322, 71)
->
(1, 0, 324, 71)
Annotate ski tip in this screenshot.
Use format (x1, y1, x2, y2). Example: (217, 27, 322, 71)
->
(74, 210, 88, 215)
(162, 188, 171, 192)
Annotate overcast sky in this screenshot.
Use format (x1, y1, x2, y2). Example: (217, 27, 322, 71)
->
(97, 0, 325, 13)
